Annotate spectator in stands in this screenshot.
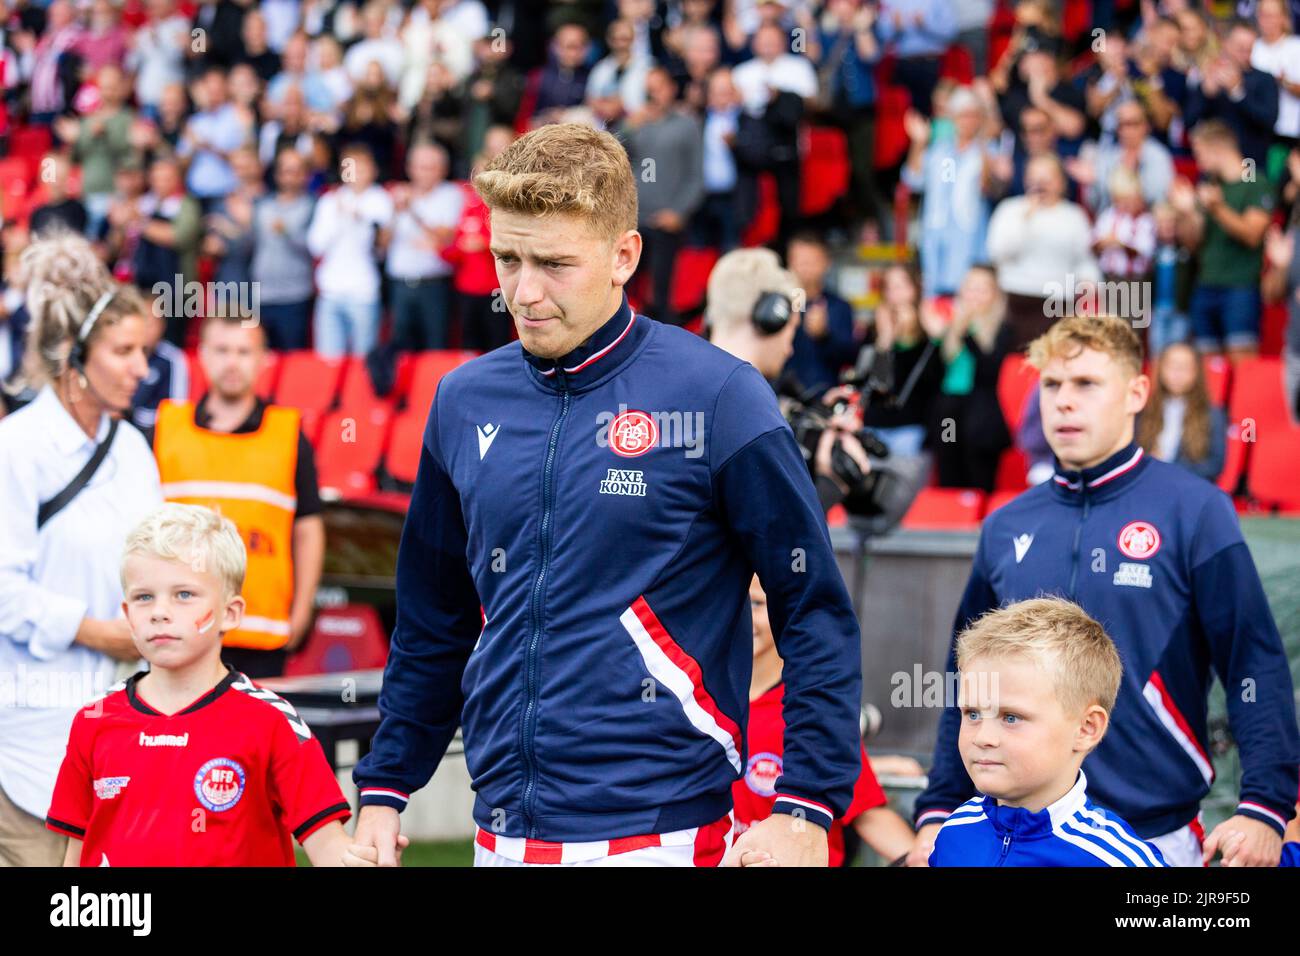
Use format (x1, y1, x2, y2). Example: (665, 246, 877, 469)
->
(691, 67, 742, 253)
(460, 32, 526, 172)
(306, 142, 393, 357)
(314, 34, 355, 110)
(1174, 5, 1219, 73)
(56, 64, 135, 239)
(444, 139, 510, 352)
(997, 32, 1088, 157)
(100, 158, 148, 282)
(387, 142, 464, 351)
(902, 86, 992, 298)
(132, 154, 203, 344)
(1184, 18, 1279, 166)
(190, 0, 248, 69)
(985, 104, 1073, 202)
(1136, 340, 1227, 483)
(402, 61, 465, 164)
(986, 155, 1101, 351)
(0, 237, 159, 866)
(807, 0, 886, 238)
(343, 1, 405, 89)
(875, 0, 957, 117)
(268, 31, 338, 113)
(398, 0, 477, 116)
(955, 0, 993, 75)
(1149, 200, 1196, 357)
(677, 23, 723, 113)
(527, 22, 593, 126)
(341, 60, 400, 179)
(933, 263, 1012, 492)
(228, 62, 266, 132)
(1173, 119, 1273, 359)
(76, 0, 130, 72)
(1082, 29, 1144, 146)
(237, 10, 281, 83)
(127, 0, 190, 116)
(1068, 100, 1175, 211)
(1092, 168, 1157, 291)
(1251, 0, 1300, 176)
(27, 0, 81, 123)
(138, 80, 190, 158)
(28, 153, 88, 237)
(251, 148, 317, 352)
(204, 145, 265, 285)
(179, 65, 250, 208)
(783, 231, 859, 394)
(128, 299, 188, 432)
(619, 65, 704, 327)
(152, 313, 324, 679)
(863, 263, 946, 457)
(587, 18, 652, 126)
(258, 84, 318, 168)
(1130, 15, 1187, 152)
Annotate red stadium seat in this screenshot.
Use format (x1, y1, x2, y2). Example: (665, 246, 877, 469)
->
(338, 352, 406, 412)
(993, 446, 1029, 492)
(316, 404, 393, 499)
(670, 246, 719, 315)
(1201, 355, 1231, 408)
(9, 125, 52, 180)
(800, 125, 850, 216)
(939, 44, 974, 84)
(273, 351, 346, 415)
(406, 350, 477, 417)
(997, 353, 1039, 433)
(901, 487, 986, 530)
(873, 84, 911, 168)
(984, 489, 1022, 515)
(384, 408, 426, 484)
(1230, 357, 1300, 507)
(741, 173, 779, 247)
(1217, 419, 1248, 497)
(1229, 357, 1290, 430)
(283, 605, 389, 676)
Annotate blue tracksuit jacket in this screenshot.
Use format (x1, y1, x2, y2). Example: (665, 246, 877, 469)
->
(929, 770, 1168, 866)
(914, 442, 1300, 839)
(352, 293, 863, 841)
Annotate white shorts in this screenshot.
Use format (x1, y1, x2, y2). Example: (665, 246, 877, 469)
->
(472, 814, 734, 867)
(1146, 815, 1206, 868)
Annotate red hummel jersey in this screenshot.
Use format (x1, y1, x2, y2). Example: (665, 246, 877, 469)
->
(732, 683, 886, 867)
(46, 666, 350, 866)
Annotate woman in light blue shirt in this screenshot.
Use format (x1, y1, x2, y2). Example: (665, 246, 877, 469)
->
(0, 233, 162, 866)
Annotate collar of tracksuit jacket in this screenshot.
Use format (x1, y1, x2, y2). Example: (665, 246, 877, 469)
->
(982, 770, 1089, 841)
(520, 291, 649, 392)
(1049, 441, 1149, 506)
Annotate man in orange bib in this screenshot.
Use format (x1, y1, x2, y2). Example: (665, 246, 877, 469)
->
(152, 313, 325, 677)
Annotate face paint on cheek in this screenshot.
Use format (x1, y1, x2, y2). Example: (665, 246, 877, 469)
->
(195, 610, 216, 635)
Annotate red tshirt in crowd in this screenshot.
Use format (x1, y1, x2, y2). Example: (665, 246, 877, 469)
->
(46, 666, 350, 866)
(732, 682, 886, 867)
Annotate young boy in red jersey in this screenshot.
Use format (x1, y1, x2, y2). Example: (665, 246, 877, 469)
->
(732, 576, 915, 866)
(45, 503, 394, 866)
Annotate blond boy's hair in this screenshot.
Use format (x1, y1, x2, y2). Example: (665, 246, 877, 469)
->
(956, 597, 1123, 716)
(1027, 315, 1144, 378)
(472, 123, 638, 244)
(121, 503, 247, 599)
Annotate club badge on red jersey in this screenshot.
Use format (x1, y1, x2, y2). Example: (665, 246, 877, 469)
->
(194, 757, 246, 812)
(1118, 520, 1161, 560)
(609, 411, 658, 458)
(744, 752, 783, 796)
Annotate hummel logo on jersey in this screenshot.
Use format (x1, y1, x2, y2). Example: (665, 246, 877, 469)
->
(476, 423, 500, 460)
(1013, 533, 1034, 564)
(139, 732, 188, 747)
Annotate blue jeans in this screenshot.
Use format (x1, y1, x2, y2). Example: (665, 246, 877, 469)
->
(313, 295, 379, 357)
(389, 277, 451, 351)
(260, 299, 313, 351)
(1149, 305, 1191, 358)
(873, 424, 926, 457)
(1189, 285, 1260, 351)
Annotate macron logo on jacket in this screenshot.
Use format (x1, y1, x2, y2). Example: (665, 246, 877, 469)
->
(476, 423, 500, 460)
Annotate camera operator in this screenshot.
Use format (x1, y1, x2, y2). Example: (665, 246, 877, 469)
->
(704, 247, 872, 513)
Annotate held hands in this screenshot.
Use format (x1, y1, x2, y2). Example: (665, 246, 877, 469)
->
(1201, 815, 1282, 867)
(721, 813, 829, 867)
(905, 822, 943, 866)
(348, 805, 407, 866)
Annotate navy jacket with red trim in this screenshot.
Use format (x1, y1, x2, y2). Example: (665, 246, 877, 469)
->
(353, 293, 863, 842)
(914, 442, 1300, 839)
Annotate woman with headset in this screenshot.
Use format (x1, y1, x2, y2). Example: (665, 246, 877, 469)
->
(0, 232, 162, 866)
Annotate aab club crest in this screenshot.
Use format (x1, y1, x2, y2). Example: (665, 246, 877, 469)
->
(194, 757, 246, 812)
(744, 752, 783, 796)
(1118, 520, 1161, 560)
(609, 410, 658, 458)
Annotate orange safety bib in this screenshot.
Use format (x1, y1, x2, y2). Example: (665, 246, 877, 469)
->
(153, 399, 300, 650)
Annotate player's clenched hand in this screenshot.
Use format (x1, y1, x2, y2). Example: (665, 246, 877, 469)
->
(353, 805, 405, 867)
(721, 814, 828, 867)
(905, 823, 942, 866)
(344, 834, 410, 867)
(1202, 815, 1282, 867)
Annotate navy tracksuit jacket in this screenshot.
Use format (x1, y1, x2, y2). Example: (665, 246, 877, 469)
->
(353, 293, 863, 842)
(915, 443, 1300, 839)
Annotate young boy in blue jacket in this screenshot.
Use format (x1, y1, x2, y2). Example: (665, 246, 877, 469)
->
(929, 597, 1166, 867)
